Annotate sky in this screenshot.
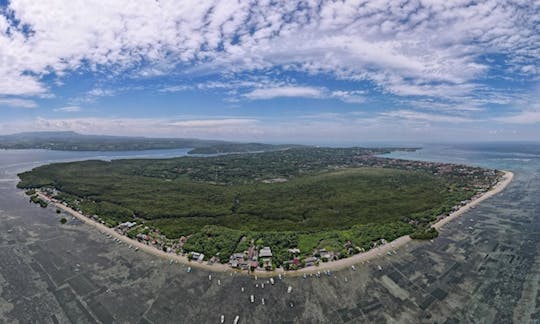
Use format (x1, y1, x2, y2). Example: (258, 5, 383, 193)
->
(0, 0, 539, 144)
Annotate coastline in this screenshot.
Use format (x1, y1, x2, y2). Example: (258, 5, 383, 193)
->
(36, 170, 514, 277)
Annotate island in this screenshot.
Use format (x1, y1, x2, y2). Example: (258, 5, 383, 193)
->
(0, 131, 300, 154)
(17, 146, 508, 274)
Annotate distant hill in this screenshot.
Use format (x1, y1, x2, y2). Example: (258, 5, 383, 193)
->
(0, 131, 301, 154)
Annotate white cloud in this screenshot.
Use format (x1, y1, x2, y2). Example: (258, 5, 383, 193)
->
(244, 86, 324, 100)
(381, 110, 475, 123)
(496, 102, 540, 124)
(2, 113, 539, 142)
(500, 111, 540, 124)
(0, 0, 537, 102)
(168, 119, 258, 128)
(330, 90, 365, 104)
(0, 97, 37, 108)
(54, 106, 82, 112)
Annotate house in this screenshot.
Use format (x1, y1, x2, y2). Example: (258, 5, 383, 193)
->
(247, 246, 257, 260)
(239, 261, 249, 270)
(231, 253, 245, 260)
(304, 257, 318, 263)
(119, 221, 137, 228)
(259, 247, 272, 258)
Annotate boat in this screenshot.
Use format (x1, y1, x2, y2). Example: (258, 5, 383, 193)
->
(287, 286, 292, 293)
(351, 265, 356, 271)
(269, 278, 274, 285)
(220, 315, 224, 323)
(233, 315, 240, 324)
(250, 295, 254, 303)
(187, 267, 192, 273)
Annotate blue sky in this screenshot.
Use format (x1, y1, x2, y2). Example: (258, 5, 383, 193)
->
(0, 0, 539, 144)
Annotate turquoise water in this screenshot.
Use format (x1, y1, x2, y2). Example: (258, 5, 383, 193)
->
(383, 143, 540, 171)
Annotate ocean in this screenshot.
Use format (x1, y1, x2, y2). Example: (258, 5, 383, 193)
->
(0, 143, 538, 323)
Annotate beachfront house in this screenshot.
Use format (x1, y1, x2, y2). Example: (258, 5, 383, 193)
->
(259, 247, 272, 258)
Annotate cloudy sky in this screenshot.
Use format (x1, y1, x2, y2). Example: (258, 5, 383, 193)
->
(0, 0, 539, 143)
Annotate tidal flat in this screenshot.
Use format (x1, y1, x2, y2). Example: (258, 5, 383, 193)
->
(0, 146, 538, 323)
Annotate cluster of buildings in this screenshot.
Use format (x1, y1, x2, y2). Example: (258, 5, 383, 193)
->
(228, 246, 272, 271)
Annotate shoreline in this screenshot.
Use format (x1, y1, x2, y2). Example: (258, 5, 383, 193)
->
(36, 170, 514, 277)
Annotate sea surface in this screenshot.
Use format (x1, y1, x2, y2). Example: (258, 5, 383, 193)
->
(0, 144, 539, 323)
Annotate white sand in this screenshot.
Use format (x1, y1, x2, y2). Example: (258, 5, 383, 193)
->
(39, 170, 514, 276)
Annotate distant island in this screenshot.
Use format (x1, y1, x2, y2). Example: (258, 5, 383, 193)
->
(17, 146, 506, 274)
(0, 131, 300, 154)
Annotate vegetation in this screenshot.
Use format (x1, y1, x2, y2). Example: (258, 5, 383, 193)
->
(60, 217, 67, 224)
(17, 147, 500, 266)
(29, 194, 48, 208)
(188, 143, 303, 154)
(410, 226, 439, 240)
(0, 131, 300, 154)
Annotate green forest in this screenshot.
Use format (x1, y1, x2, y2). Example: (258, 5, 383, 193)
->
(18, 147, 499, 266)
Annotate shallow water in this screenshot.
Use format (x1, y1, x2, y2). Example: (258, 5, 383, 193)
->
(0, 145, 538, 323)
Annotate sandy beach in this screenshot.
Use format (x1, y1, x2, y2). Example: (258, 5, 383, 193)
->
(38, 170, 514, 276)
(37, 192, 231, 272)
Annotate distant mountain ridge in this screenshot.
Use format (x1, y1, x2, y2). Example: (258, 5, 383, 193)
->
(0, 131, 301, 154)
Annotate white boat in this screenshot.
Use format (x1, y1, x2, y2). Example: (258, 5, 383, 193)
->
(261, 298, 265, 305)
(269, 278, 275, 285)
(351, 265, 356, 271)
(250, 295, 254, 303)
(287, 286, 292, 294)
(377, 265, 382, 271)
(208, 275, 212, 281)
(220, 315, 224, 323)
(187, 267, 192, 273)
(233, 315, 239, 324)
